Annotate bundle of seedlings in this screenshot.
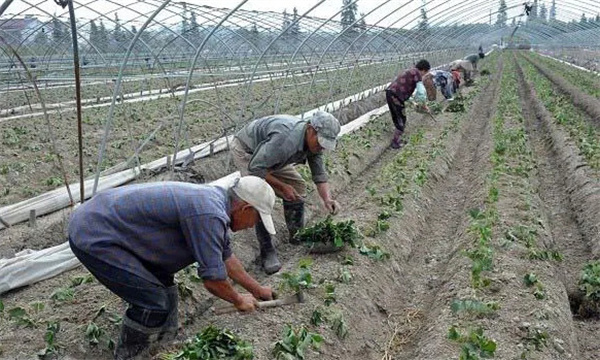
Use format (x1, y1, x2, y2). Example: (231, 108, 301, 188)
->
(446, 95, 467, 113)
(294, 216, 360, 254)
(160, 325, 253, 360)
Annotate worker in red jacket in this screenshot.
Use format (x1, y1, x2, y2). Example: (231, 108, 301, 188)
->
(385, 59, 431, 149)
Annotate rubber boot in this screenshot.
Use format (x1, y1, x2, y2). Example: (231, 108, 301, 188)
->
(284, 200, 305, 244)
(256, 221, 281, 275)
(114, 314, 163, 360)
(391, 129, 403, 149)
(158, 285, 178, 343)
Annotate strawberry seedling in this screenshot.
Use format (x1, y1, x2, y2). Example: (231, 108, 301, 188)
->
(272, 325, 323, 360)
(280, 259, 315, 293)
(447, 326, 497, 360)
(38, 321, 61, 358)
(161, 325, 253, 360)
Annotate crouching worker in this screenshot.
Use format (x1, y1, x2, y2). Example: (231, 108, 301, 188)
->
(231, 111, 342, 274)
(68, 176, 277, 360)
(423, 70, 456, 101)
(385, 59, 431, 149)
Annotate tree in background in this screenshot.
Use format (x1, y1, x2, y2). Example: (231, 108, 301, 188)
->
(357, 13, 367, 32)
(52, 15, 64, 44)
(282, 9, 292, 32)
(98, 19, 109, 52)
(341, 0, 358, 32)
(530, 0, 538, 19)
(180, 3, 188, 36)
(113, 13, 124, 45)
(496, 0, 507, 26)
(418, 4, 430, 40)
(89, 19, 98, 47)
(549, 0, 556, 21)
(189, 11, 201, 44)
(539, 2, 548, 23)
(290, 7, 301, 37)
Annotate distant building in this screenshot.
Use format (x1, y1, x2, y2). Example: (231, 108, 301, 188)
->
(0, 15, 50, 46)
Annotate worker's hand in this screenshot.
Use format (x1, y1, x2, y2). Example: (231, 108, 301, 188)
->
(324, 199, 341, 215)
(234, 294, 258, 313)
(281, 184, 300, 202)
(253, 286, 275, 301)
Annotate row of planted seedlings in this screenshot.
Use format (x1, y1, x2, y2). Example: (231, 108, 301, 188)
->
(0, 60, 392, 112)
(528, 53, 600, 98)
(518, 54, 600, 329)
(446, 54, 573, 360)
(0, 61, 483, 359)
(0, 110, 396, 360)
(0, 63, 389, 207)
(154, 76, 484, 359)
(516, 56, 600, 175)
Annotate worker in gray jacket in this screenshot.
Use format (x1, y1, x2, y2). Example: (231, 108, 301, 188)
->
(231, 111, 342, 274)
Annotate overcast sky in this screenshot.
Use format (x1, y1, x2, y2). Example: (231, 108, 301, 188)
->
(2, 0, 593, 29)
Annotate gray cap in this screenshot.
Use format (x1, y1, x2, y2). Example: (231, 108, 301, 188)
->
(309, 111, 341, 150)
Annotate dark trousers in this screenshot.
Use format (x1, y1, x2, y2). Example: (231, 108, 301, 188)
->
(386, 90, 407, 132)
(69, 238, 173, 328)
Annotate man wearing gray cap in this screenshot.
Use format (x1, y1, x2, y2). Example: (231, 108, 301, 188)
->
(231, 111, 342, 274)
(68, 176, 276, 360)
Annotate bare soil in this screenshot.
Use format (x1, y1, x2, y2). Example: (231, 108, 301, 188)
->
(2, 52, 600, 360)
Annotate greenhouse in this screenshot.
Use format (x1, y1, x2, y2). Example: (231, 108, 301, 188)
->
(1, 0, 600, 359)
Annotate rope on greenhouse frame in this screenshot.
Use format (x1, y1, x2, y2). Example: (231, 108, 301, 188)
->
(0, 35, 75, 207)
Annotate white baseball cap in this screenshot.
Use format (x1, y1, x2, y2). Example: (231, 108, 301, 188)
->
(231, 176, 277, 234)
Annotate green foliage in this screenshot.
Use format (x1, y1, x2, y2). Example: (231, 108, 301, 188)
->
(280, 259, 315, 293)
(524, 273, 546, 300)
(330, 312, 348, 339)
(446, 98, 466, 113)
(527, 249, 563, 262)
(166, 326, 253, 360)
(523, 273, 538, 287)
(70, 274, 95, 287)
(294, 216, 359, 248)
(310, 309, 324, 326)
(272, 325, 323, 360)
(358, 243, 390, 260)
(579, 261, 600, 302)
(447, 326, 497, 360)
(323, 283, 336, 306)
(38, 321, 61, 357)
(85, 322, 104, 345)
(8, 306, 36, 327)
(50, 287, 75, 302)
(341, 255, 354, 265)
(44, 176, 63, 187)
(450, 299, 500, 318)
(0, 299, 4, 313)
(521, 328, 549, 358)
(337, 267, 352, 284)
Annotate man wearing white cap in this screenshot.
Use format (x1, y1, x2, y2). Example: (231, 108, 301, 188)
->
(68, 176, 277, 360)
(231, 111, 342, 274)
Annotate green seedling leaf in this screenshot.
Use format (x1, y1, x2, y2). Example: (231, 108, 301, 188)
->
(30, 302, 45, 313)
(0, 300, 4, 312)
(338, 267, 352, 284)
(70, 274, 94, 287)
(273, 325, 322, 360)
(50, 287, 74, 302)
(294, 216, 360, 248)
(8, 306, 36, 327)
(165, 325, 253, 359)
(523, 273, 538, 287)
(341, 255, 354, 265)
(330, 312, 348, 340)
(310, 309, 324, 326)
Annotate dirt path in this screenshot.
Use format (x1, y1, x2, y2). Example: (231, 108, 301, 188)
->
(381, 60, 503, 358)
(516, 54, 600, 360)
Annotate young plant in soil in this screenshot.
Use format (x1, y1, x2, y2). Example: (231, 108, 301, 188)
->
(447, 326, 497, 360)
(575, 260, 600, 317)
(280, 259, 316, 293)
(358, 243, 391, 261)
(294, 216, 360, 251)
(272, 325, 323, 360)
(450, 299, 500, 319)
(161, 325, 253, 360)
(8, 306, 36, 328)
(38, 321, 61, 358)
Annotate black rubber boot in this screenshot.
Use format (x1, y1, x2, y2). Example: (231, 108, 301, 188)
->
(283, 200, 305, 244)
(256, 221, 281, 275)
(158, 285, 178, 343)
(114, 314, 162, 360)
